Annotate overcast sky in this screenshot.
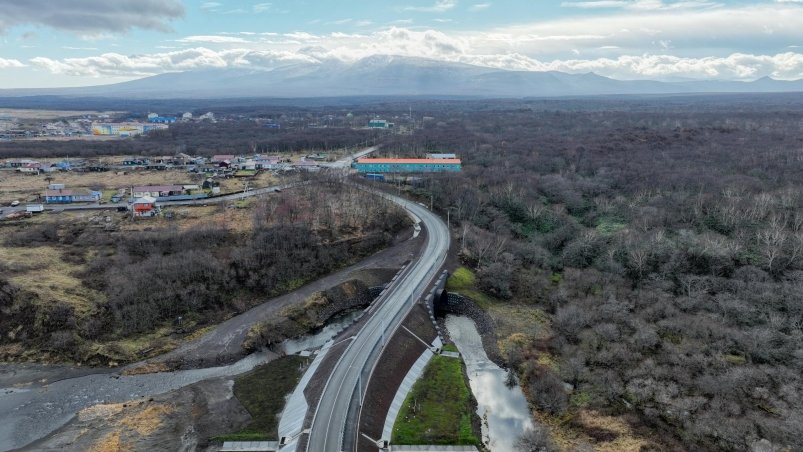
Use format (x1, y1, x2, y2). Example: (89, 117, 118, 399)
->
(1, 0, 802, 88)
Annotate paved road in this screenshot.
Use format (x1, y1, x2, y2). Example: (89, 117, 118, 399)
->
(306, 193, 450, 452)
(320, 146, 377, 169)
(0, 146, 377, 219)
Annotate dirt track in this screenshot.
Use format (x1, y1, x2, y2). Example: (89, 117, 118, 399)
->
(136, 232, 421, 371)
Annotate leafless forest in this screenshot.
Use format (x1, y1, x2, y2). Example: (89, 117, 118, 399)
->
(2, 95, 802, 449)
(382, 96, 803, 450)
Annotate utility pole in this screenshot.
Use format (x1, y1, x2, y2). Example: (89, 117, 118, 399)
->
(462, 224, 467, 254)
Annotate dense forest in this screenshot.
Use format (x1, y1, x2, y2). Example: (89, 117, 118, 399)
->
(0, 120, 379, 158)
(0, 182, 407, 363)
(382, 99, 803, 451)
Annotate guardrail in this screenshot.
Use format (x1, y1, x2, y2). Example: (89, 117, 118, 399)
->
(348, 201, 449, 451)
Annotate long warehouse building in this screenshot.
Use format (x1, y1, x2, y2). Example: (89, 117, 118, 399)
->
(353, 157, 462, 173)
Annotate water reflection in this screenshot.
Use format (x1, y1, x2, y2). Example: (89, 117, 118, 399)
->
(445, 315, 533, 452)
(281, 309, 363, 355)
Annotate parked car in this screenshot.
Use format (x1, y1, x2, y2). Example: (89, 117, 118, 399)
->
(10, 200, 20, 207)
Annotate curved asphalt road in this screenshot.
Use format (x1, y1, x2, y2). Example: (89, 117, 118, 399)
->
(306, 192, 450, 452)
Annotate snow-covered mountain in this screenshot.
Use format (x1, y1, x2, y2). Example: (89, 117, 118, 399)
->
(3, 55, 803, 99)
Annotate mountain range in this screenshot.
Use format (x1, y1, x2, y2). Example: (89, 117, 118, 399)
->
(4, 55, 803, 99)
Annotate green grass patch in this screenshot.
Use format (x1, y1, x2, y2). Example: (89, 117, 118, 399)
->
(392, 355, 481, 446)
(442, 343, 458, 353)
(212, 432, 272, 442)
(446, 266, 497, 308)
(233, 198, 253, 209)
(235, 170, 257, 177)
(724, 354, 746, 365)
(227, 355, 309, 440)
(596, 217, 627, 235)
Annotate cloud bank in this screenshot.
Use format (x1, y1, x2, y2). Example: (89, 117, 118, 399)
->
(0, 0, 184, 34)
(15, 2, 803, 82)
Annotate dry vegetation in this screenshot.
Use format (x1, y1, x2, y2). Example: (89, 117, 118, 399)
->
(0, 180, 408, 365)
(0, 169, 203, 204)
(80, 401, 173, 452)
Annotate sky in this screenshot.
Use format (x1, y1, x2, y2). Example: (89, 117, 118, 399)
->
(0, 0, 802, 88)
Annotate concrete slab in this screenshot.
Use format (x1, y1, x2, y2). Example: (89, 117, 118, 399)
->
(277, 340, 333, 451)
(220, 440, 279, 451)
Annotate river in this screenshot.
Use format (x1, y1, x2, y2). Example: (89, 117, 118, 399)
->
(445, 315, 534, 452)
(0, 310, 363, 451)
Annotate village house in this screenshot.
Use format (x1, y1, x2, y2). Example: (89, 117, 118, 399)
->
(18, 162, 43, 174)
(121, 158, 149, 166)
(5, 159, 39, 168)
(44, 188, 102, 203)
(210, 154, 236, 163)
(131, 185, 184, 198)
(132, 196, 157, 217)
(292, 159, 320, 172)
(238, 159, 257, 171)
(254, 155, 281, 169)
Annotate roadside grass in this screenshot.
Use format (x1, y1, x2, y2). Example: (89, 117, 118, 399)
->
(391, 354, 480, 446)
(446, 266, 497, 309)
(216, 355, 310, 441)
(447, 266, 550, 340)
(487, 303, 551, 340)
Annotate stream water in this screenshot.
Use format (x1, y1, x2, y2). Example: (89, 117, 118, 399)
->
(0, 310, 364, 451)
(445, 315, 534, 452)
(281, 309, 363, 355)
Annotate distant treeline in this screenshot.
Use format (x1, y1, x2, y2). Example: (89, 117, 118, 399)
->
(0, 121, 378, 158)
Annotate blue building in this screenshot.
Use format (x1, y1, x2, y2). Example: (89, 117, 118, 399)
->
(44, 189, 102, 204)
(148, 116, 177, 124)
(353, 158, 461, 173)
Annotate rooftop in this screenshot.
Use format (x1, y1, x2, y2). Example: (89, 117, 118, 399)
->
(133, 196, 157, 204)
(356, 158, 461, 164)
(211, 154, 236, 161)
(45, 189, 73, 196)
(132, 185, 184, 193)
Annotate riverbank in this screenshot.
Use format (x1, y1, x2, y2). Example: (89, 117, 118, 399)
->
(0, 244, 417, 451)
(445, 315, 534, 452)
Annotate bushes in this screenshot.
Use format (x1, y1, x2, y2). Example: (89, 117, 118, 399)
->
(526, 367, 569, 416)
(386, 99, 803, 450)
(0, 181, 407, 362)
